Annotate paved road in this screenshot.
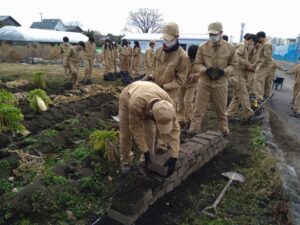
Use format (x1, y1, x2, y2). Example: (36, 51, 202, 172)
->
(268, 62, 300, 224)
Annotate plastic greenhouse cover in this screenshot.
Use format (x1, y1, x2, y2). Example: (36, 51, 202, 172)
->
(0, 26, 88, 43)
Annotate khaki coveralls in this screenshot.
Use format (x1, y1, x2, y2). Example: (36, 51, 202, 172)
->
(119, 81, 180, 165)
(145, 47, 155, 76)
(227, 42, 253, 119)
(189, 40, 238, 135)
(83, 41, 96, 80)
(60, 42, 72, 77)
(66, 45, 83, 89)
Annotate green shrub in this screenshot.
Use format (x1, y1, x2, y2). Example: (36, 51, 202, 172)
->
(0, 103, 26, 134)
(27, 89, 52, 112)
(0, 89, 18, 105)
(89, 130, 119, 162)
(32, 72, 47, 89)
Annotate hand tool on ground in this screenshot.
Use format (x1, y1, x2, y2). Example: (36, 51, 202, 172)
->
(111, 115, 119, 122)
(202, 171, 245, 218)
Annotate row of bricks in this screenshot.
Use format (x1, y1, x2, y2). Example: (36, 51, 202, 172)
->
(107, 130, 226, 225)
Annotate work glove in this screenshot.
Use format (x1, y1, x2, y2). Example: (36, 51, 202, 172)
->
(205, 67, 213, 76)
(218, 69, 225, 76)
(164, 157, 177, 177)
(144, 151, 151, 168)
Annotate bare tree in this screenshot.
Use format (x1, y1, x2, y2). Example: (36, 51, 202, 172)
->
(125, 8, 164, 33)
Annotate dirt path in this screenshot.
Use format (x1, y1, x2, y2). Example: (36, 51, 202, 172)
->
(268, 62, 300, 224)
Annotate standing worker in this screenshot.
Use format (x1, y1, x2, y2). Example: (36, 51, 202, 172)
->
(177, 45, 199, 129)
(132, 41, 141, 77)
(146, 21, 189, 153)
(83, 36, 96, 84)
(119, 81, 180, 176)
(66, 41, 85, 90)
(144, 40, 156, 76)
(60, 36, 72, 77)
(227, 34, 255, 121)
(147, 22, 189, 105)
(103, 39, 114, 77)
(188, 21, 238, 137)
(253, 31, 273, 104)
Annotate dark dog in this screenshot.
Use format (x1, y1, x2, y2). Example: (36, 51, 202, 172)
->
(272, 77, 284, 90)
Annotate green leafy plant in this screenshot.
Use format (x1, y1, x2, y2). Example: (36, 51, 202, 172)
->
(89, 130, 119, 162)
(250, 126, 266, 151)
(27, 89, 52, 112)
(0, 103, 26, 134)
(32, 72, 47, 89)
(0, 89, 18, 105)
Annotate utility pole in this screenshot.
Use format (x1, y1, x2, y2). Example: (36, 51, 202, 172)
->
(39, 12, 42, 22)
(240, 23, 246, 43)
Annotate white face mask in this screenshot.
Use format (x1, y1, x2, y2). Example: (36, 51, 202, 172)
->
(209, 34, 220, 43)
(163, 39, 177, 48)
(248, 44, 254, 50)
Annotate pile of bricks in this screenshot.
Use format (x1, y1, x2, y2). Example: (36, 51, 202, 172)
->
(107, 130, 226, 225)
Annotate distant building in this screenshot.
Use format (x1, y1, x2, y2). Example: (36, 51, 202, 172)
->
(65, 25, 83, 33)
(0, 16, 21, 27)
(30, 19, 66, 31)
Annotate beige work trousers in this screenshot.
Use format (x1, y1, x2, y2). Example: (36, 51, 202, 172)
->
(189, 79, 229, 135)
(246, 72, 255, 95)
(294, 91, 300, 113)
(177, 86, 196, 122)
(228, 75, 253, 119)
(253, 65, 273, 101)
(119, 92, 156, 165)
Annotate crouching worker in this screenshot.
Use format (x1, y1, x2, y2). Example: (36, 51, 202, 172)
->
(119, 81, 180, 176)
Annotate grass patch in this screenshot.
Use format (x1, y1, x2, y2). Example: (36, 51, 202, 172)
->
(179, 126, 282, 225)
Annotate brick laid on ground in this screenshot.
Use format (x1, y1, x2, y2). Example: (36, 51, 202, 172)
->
(105, 131, 226, 225)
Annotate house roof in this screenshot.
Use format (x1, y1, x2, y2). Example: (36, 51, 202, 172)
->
(65, 25, 83, 32)
(0, 26, 88, 43)
(0, 16, 21, 26)
(30, 19, 63, 29)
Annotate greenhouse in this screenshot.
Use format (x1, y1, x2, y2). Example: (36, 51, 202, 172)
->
(0, 26, 88, 44)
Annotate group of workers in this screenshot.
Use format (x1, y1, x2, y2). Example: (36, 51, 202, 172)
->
(59, 36, 96, 90)
(59, 21, 300, 176)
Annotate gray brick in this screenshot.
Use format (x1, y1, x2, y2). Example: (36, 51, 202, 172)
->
(190, 137, 210, 150)
(206, 130, 223, 140)
(197, 133, 219, 145)
(166, 182, 174, 193)
(157, 188, 165, 199)
(174, 177, 181, 188)
(107, 208, 139, 225)
(143, 189, 153, 205)
(139, 202, 149, 215)
(148, 153, 170, 176)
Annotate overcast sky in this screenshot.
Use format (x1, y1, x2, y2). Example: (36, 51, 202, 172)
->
(1, 0, 299, 42)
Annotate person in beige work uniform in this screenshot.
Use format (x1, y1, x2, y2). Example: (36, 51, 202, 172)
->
(247, 34, 260, 96)
(177, 45, 199, 129)
(227, 34, 255, 121)
(146, 22, 189, 153)
(188, 22, 238, 136)
(144, 40, 156, 76)
(148, 22, 189, 104)
(60, 36, 71, 77)
(132, 41, 141, 77)
(253, 31, 273, 103)
(83, 36, 96, 84)
(119, 81, 180, 176)
(66, 41, 85, 90)
(287, 60, 300, 117)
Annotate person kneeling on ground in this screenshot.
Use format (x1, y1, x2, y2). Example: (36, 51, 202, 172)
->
(119, 81, 180, 176)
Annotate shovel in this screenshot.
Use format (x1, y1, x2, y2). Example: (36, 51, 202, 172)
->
(202, 171, 245, 218)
